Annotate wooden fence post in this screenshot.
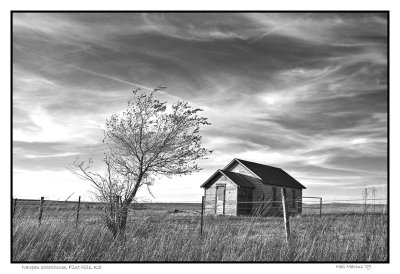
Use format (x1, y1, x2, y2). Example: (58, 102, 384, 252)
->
(76, 196, 81, 228)
(298, 196, 302, 215)
(319, 198, 322, 217)
(12, 198, 17, 219)
(281, 189, 290, 242)
(115, 195, 120, 225)
(38, 197, 44, 226)
(200, 196, 204, 235)
(364, 198, 367, 214)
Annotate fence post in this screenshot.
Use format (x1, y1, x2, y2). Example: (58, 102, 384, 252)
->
(281, 189, 290, 242)
(200, 196, 204, 235)
(319, 198, 322, 217)
(12, 198, 17, 219)
(298, 195, 302, 215)
(76, 196, 81, 228)
(115, 195, 120, 225)
(364, 198, 367, 214)
(38, 197, 44, 226)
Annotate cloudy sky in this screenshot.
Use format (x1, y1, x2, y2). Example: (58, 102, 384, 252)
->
(13, 12, 388, 202)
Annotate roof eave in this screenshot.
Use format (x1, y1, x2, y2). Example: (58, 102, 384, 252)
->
(221, 158, 239, 171)
(201, 169, 244, 189)
(200, 169, 222, 188)
(219, 170, 241, 188)
(228, 158, 263, 180)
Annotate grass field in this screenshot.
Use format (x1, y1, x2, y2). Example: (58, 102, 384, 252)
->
(12, 200, 388, 262)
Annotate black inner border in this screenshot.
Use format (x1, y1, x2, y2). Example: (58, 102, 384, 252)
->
(10, 10, 390, 264)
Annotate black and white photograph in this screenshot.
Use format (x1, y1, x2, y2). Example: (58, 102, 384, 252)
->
(11, 11, 388, 263)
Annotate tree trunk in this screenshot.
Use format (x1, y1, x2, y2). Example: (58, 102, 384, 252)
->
(117, 203, 129, 233)
(110, 178, 143, 238)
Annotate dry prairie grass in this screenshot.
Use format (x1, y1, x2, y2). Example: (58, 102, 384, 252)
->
(12, 208, 387, 262)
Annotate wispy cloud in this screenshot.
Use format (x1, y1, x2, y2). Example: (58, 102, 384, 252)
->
(13, 12, 388, 201)
(76, 67, 155, 90)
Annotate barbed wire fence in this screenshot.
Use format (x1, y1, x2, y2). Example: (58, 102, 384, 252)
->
(12, 194, 387, 242)
(11, 196, 388, 220)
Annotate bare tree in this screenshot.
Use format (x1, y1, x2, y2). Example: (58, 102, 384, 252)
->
(369, 185, 377, 213)
(370, 185, 377, 201)
(72, 89, 212, 236)
(72, 155, 127, 236)
(361, 186, 369, 214)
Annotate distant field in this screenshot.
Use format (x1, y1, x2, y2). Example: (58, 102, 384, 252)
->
(12, 199, 388, 262)
(12, 199, 202, 219)
(12, 199, 387, 216)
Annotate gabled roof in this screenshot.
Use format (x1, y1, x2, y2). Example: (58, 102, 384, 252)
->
(220, 170, 255, 188)
(200, 169, 255, 188)
(201, 158, 306, 190)
(235, 159, 306, 189)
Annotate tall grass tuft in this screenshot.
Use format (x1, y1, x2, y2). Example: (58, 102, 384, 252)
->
(12, 211, 387, 262)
